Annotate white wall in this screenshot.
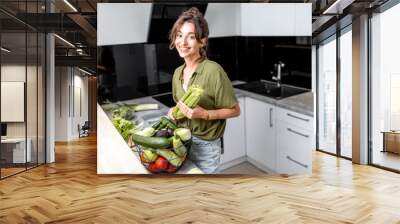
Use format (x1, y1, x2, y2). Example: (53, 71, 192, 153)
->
(2, 63, 46, 164)
(1, 66, 25, 126)
(55, 67, 69, 141)
(1, 65, 35, 138)
(55, 67, 89, 141)
(97, 3, 152, 46)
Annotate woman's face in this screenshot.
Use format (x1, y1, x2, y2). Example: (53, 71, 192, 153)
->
(174, 22, 203, 60)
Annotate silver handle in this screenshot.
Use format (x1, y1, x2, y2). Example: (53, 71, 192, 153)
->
(269, 108, 273, 127)
(287, 128, 309, 138)
(286, 156, 308, 168)
(287, 113, 309, 122)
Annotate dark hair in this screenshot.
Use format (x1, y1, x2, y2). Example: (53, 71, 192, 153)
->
(169, 7, 209, 60)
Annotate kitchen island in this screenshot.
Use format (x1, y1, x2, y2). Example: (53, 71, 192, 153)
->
(98, 80, 314, 175)
(97, 96, 203, 174)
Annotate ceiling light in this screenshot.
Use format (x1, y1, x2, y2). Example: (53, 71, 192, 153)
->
(78, 67, 92, 76)
(1, 47, 11, 53)
(63, 0, 78, 12)
(54, 34, 75, 48)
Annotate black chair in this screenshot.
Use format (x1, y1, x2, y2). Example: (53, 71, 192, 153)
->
(79, 121, 90, 138)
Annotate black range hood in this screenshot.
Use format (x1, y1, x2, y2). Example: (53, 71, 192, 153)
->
(147, 3, 207, 44)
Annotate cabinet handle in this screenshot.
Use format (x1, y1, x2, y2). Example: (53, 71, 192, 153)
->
(287, 113, 309, 122)
(287, 128, 309, 138)
(269, 108, 273, 127)
(286, 156, 308, 168)
(221, 137, 224, 155)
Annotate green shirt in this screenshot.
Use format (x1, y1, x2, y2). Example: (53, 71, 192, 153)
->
(172, 59, 238, 141)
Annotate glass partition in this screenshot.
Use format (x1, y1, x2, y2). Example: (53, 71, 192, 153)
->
(317, 35, 337, 155)
(339, 27, 352, 159)
(27, 30, 38, 169)
(370, 3, 400, 171)
(0, 1, 46, 179)
(38, 32, 45, 165)
(1, 31, 28, 177)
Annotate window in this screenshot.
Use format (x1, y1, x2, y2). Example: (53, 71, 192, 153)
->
(317, 35, 337, 155)
(370, 2, 400, 171)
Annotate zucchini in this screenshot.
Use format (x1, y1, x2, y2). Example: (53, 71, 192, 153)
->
(172, 136, 187, 157)
(160, 116, 178, 130)
(155, 149, 183, 167)
(131, 134, 172, 149)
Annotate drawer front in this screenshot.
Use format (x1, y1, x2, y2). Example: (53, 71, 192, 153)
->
(276, 107, 313, 131)
(276, 120, 312, 174)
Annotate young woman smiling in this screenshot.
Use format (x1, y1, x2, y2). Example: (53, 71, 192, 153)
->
(167, 7, 240, 174)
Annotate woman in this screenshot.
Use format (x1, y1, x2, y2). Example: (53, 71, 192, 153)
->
(167, 7, 240, 174)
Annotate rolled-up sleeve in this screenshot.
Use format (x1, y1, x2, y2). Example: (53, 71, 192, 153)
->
(214, 69, 238, 109)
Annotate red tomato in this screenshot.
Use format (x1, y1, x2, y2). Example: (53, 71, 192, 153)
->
(154, 157, 168, 171)
(148, 163, 160, 173)
(166, 164, 177, 173)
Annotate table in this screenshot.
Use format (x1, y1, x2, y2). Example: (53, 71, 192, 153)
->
(1, 138, 32, 163)
(381, 131, 400, 154)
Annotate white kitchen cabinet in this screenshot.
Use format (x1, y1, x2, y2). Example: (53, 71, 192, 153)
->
(205, 3, 241, 38)
(276, 107, 313, 174)
(205, 3, 312, 37)
(240, 3, 296, 36)
(220, 97, 246, 169)
(97, 3, 152, 46)
(240, 3, 311, 37)
(295, 3, 312, 36)
(245, 97, 276, 172)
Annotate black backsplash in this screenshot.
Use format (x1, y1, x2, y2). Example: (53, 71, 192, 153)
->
(208, 36, 311, 87)
(97, 36, 311, 103)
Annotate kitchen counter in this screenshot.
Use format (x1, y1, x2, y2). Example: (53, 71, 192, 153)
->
(97, 100, 203, 174)
(233, 83, 314, 117)
(275, 91, 314, 117)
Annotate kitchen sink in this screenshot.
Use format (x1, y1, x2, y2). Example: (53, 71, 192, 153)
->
(235, 80, 309, 99)
(152, 93, 175, 107)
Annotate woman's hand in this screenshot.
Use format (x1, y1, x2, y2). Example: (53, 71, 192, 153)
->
(177, 101, 208, 120)
(167, 107, 176, 121)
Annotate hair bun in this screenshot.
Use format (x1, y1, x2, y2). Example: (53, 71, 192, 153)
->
(186, 7, 203, 17)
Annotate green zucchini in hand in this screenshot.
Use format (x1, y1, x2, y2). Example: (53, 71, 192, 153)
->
(131, 134, 172, 149)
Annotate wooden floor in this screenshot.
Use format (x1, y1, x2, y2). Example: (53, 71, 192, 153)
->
(372, 150, 400, 171)
(1, 135, 400, 223)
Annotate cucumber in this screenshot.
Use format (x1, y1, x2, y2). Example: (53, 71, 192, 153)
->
(131, 134, 172, 149)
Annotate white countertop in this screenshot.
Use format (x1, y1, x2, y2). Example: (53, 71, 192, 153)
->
(97, 102, 203, 174)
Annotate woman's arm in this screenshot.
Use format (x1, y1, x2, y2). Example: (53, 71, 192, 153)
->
(207, 103, 240, 120)
(177, 101, 240, 120)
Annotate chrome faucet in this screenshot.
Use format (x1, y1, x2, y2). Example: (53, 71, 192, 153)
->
(272, 61, 285, 88)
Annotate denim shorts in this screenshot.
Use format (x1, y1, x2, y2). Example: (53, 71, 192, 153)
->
(188, 136, 222, 174)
